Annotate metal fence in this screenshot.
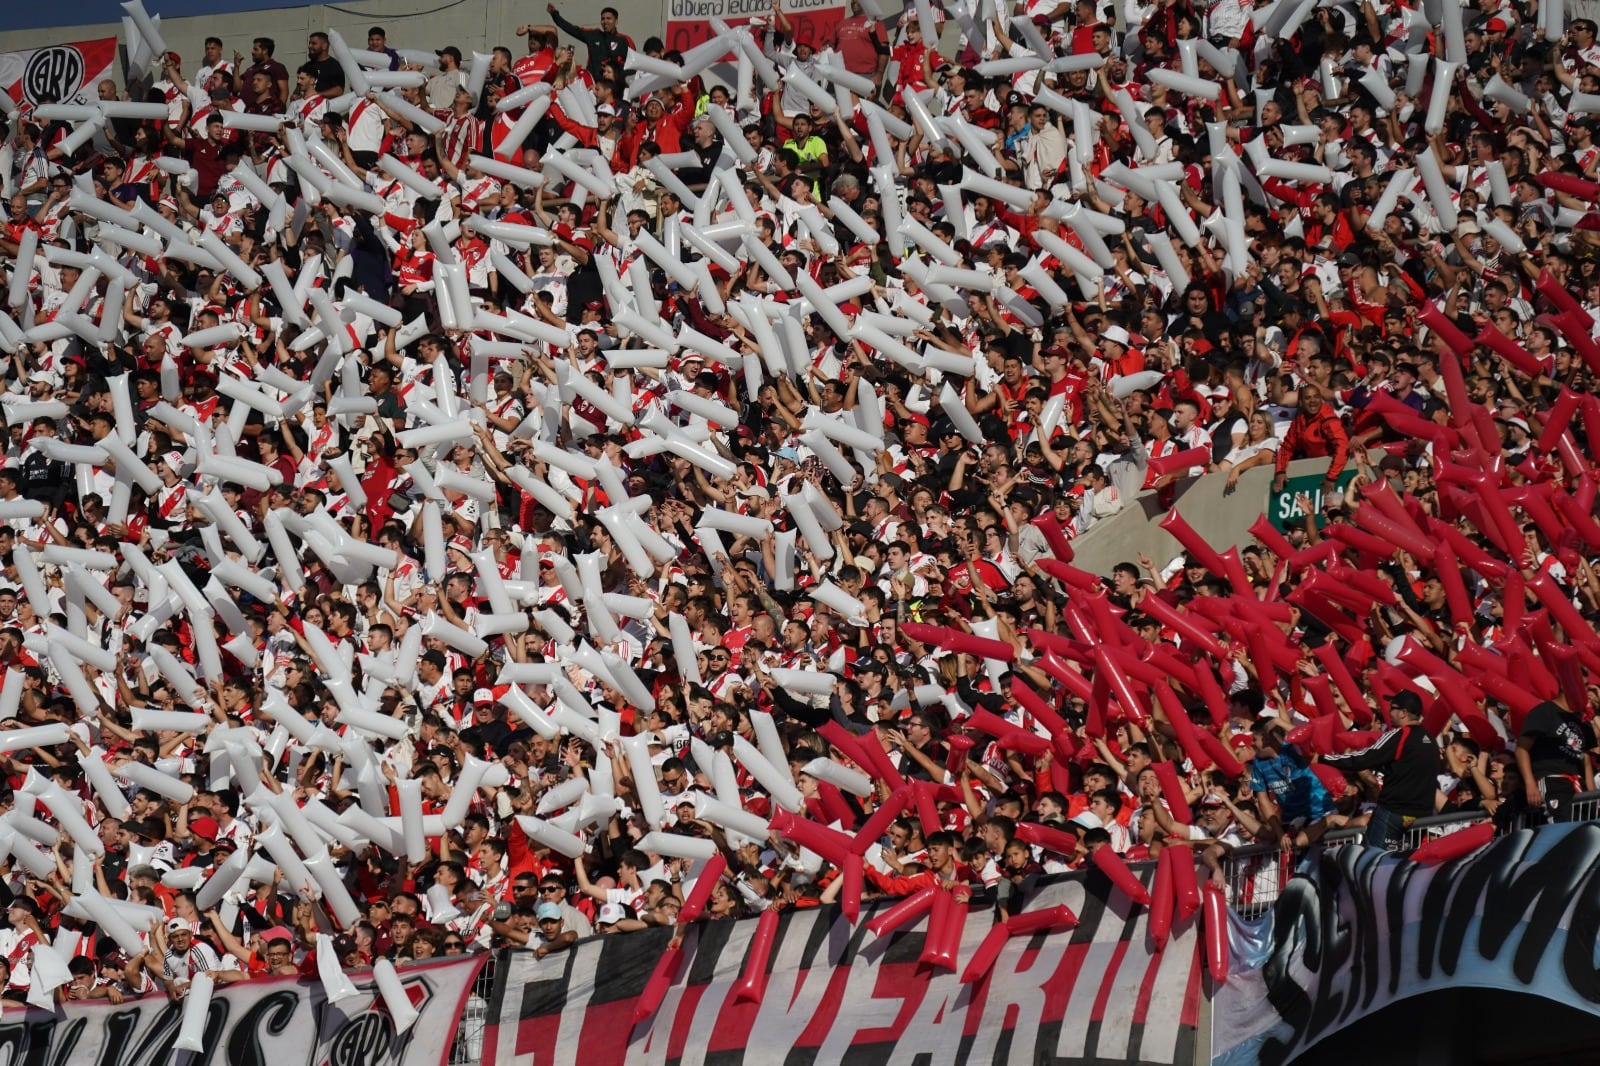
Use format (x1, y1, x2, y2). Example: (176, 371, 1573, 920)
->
(1218, 811, 1498, 914)
(449, 956, 497, 1066)
(1215, 796, 1600, 914)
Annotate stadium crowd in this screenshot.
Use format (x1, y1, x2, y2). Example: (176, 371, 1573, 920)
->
(0, 0, 1593, 1006)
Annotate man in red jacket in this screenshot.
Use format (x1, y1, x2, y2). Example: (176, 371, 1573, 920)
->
(1272, 384, 1350, 497)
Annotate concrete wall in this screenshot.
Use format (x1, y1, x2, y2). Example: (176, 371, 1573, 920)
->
(1068, 455, 1342, 577)
(0, 0, 672, 79)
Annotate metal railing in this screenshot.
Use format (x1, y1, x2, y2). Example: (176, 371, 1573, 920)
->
(449, 956, 496, 1066)
(1218, 810, 1497, 914)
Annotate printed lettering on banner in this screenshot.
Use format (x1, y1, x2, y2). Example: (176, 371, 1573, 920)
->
(0, 956, 482, 1066)
(666, 0, 844, 54)
(1215, 824, 1600, 1066)
(483, 869, 1204, 1065)
(0, 37, 117, 109)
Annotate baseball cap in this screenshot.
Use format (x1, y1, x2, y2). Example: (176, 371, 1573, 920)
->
(597, 902, 626, 925)
(437, 46, 463, 62)
(473, 687, 495, 704)
(597, 103, 616, 115)
(189, 816, 219, 843)
(535, 902, 563, 921)
(167, 918, 190, 933)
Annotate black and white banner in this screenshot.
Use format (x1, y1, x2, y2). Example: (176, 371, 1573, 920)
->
(1214, 823, 1600, 1065)
(484, 871, 1204, 1066)
(0, 955, 483, 1066)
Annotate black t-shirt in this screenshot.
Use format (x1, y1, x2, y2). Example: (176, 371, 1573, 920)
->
(1521, 700, 1588, 778)
(299, 57, 342, 92)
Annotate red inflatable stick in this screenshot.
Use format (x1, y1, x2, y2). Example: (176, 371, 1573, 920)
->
(1359, 480, 1431, 540)
(913, 781, 944, 840)
(1352, 504, 1437, 564)
(819, 722, 905, 792)
(960, 905, 1079, 983)
(840, 853, 864, 925)
(1032, 512, 1075, 562)
(1195, 728, 1246, 777)
(1147, 446, 1213, 478)
(1190, 662, 1233, 730)
(1313, 762, 1351, 800)
(1149, 848, 1175, 949)
(1095, 646, 1150, 727)
(1474, 325, 1545, 377)
(1554, 432, 1590, 480)
(1202, 881, 1230, 983)
(676, 855, 727, 925)
(1417, 303, 1477, 356)
(866, 885, 937, 938)
(1367, 391, 1463, 447)
(1559, 311, 1600, 377)
(1171, 847, 1201, 920)
(1426, 518, 1512, 582)
(731, 908, 780, 1005)
(1311, 642, 1373, 726)
(1300, 570, 1378, 615)
(960, 921, 1013, 986)
(1151, 683, 1212, 776)
(1528, 570, 1600, 646)
(1248, 514, 1296, 559)
(1324, 522, 1400, 560)
(769, 809, 853, 864)
(965, 708, 1050, 756)
(901, 622, 1016, 662)
(633, 943, 685, 1024)
(1554, 489, 1600, 551)
(1432, 541, 1475, 630)
(1459, 662, 1542, 733)
(1537, 173, 1600, 203)
(850, 786, 912, 855)
(919, 889, 964, 971)
(815, 782, 857, 830)
(1143, 643, 1200, 689)
(934, 732, 969, 778)
(1091, 845, 1153, 905)
(1504, 484, 1566, 546)
(1219, 547, 1256, 598)
(1039, 651, 1096, 702)
(1286, 540, 1341, 572)
(1011, 679, 1071, 739)
(1159, 508, 1229, 576)
(1034, 557, 1104, 591)
(1409, 821, 1495, 864)
(1288, 588, 1369, 648)
(1014, 820, 1084, 859)
(1538, 388, 1584, 453)
(1431, 344, 1478, 442)
(1301, 674, 1342, 722)
(1327, 563, 1401, 608)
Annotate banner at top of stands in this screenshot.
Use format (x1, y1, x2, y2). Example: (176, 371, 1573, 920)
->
(0, 0, 321, 34)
